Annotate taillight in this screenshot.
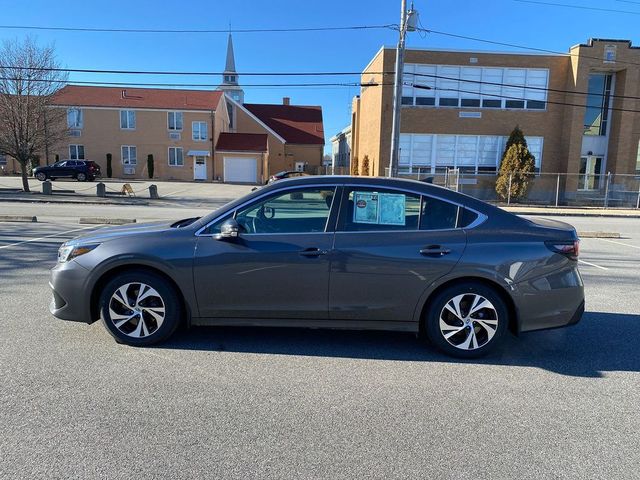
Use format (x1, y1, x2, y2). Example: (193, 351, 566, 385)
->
(545, 240, 579, 260)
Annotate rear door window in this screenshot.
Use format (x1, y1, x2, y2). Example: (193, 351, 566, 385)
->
(420, 196, 460, 230)
(339, 187, 421, 232)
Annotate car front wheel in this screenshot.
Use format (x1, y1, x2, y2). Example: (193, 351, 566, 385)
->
(99, 270, 182, 346)
(35, 172, 47, 181)
(424, 282, 508, 358)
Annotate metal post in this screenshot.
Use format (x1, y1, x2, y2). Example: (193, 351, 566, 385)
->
(604, 171, 611, 209)
(507, 172, 512, 205)
(636, 181, 640, 209)
(555, 174, 560, 207)
(388, 0, 408, 178)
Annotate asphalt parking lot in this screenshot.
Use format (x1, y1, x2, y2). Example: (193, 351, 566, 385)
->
(0, 213, 639, 479)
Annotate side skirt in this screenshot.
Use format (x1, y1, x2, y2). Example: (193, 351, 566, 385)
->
(190, 317, 419, 332)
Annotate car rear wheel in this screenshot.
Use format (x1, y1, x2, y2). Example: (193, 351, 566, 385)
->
(77, 172, 87, 182)
(424, 282, 508, 358)
(35, 172, 47, 181)
(99, 270, 182, 346)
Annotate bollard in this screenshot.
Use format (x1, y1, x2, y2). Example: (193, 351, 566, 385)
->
(96, 182, 106, 197)
(42, 180, 52, 195)
(149, 184, 159, 199)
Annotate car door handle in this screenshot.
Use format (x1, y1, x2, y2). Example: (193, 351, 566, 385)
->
(299, 248, 328, 257)
(419, 245, 452, 257)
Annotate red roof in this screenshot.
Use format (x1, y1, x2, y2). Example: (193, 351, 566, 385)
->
(243, 103, 324, 145)
(53, 85, 223, 111)
(216, 133, 268, 152)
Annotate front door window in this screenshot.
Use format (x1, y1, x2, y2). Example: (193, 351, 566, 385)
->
(578, 156, 603, 190)
(235, 187, 336, 234)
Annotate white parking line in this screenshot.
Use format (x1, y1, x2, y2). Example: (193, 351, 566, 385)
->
(0, 225, 99, 250)
(578, 259, 609, 271)
(599, 238, 640, 250)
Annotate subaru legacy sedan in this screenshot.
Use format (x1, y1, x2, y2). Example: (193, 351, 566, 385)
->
(50, 176, 584, 357)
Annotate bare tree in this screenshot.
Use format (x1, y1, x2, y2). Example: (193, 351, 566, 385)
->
(0, 38, 68, 192)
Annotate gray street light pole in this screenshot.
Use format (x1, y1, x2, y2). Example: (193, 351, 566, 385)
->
(388, 1, 417, 177)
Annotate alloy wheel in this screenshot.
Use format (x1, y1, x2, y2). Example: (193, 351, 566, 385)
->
(439, 293, 499, 350)
(108, 282, 166, 338)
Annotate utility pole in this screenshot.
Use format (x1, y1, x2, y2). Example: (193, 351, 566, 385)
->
(388, 1, 417, 177)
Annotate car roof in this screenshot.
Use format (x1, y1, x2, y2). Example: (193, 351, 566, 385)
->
(267, 175, 513, 219)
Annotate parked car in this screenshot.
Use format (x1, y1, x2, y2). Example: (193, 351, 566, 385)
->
(266, 170, 309, 184)
(50, 176, 584, 357)
(33, 160, 101, 182)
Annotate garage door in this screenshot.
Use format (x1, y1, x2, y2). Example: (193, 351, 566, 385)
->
(223, 157, 258, 183)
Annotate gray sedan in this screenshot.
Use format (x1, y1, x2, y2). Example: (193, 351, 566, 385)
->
(50, 176, 584, 357)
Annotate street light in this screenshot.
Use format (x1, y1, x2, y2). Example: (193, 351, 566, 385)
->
(388, 1, 419, 178)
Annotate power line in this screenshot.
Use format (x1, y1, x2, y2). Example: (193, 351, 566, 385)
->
(4, 65, 640, 101)
(0, 24, 395, 34)
(425, 85, 640, 114)
(409, 71, 640, 102)
(513, 0, 640, 15)
(421, 28, 640, 69)
(0, 65, 367, 76)
(0, 76, 390, 89)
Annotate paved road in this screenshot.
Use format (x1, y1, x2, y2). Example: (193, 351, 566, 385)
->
(0, 213, 639, 479)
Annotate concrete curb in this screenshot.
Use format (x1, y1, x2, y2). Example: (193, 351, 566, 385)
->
(504, 208, 640, 218)
(79, 218, 137, 225)
(0, 215, 37, 222)
(0, 196, 149, 206)
(577, 231, 621, 239)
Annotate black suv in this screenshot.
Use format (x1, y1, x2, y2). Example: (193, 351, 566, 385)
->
(33, 160, 101, 182)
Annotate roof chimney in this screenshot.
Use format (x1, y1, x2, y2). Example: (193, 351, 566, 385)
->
(282, 97, 290, 106)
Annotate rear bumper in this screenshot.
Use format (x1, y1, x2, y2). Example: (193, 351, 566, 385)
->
(514, 266, 585, 333)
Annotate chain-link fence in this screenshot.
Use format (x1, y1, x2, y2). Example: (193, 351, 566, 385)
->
(379, 168, 640, 208)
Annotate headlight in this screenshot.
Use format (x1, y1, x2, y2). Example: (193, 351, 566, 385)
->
(58, 244, 99, 263)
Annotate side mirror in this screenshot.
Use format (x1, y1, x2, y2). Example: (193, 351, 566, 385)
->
(216, 218, 240, 240)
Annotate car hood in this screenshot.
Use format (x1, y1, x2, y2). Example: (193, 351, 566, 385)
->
(66, 220, 177, 245)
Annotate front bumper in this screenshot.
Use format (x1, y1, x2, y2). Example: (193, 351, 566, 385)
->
(49, 260, 95, 323)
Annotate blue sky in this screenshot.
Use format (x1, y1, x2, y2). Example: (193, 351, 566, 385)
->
(1, 0, 638, 153)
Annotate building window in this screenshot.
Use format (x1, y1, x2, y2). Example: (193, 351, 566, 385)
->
(69, 144, 85, 160)
(225, 75, 236, 83)
(192, 121, 208, 141)
(0, 154, 6, 166)
(402, 64, 549, 112)
(227, 101, 234, 129)
(636, 140, 640, 175)
(121, 145, 137, 165)
(169, 147, 184, 166)
(583, 74, 613, 136)
(67, 108, 83, 128)
(168, 111, 183, 131)
(120, 110, 136, 129)
(399, 133, 543, 174)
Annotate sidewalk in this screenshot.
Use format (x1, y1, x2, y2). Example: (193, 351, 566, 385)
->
(0, 176, 253, 207)
(501, 205, 640, 218)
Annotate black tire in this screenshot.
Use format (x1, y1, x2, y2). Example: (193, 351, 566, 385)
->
(77, 172, 87, 182)
(99, 270, 182, 346)
(35, 172, 47, 181)
(424, 282, 509, 358)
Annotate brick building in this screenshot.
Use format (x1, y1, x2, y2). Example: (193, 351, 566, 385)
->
(350, 38, 640, 197)
(1, 34, 324, 184)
